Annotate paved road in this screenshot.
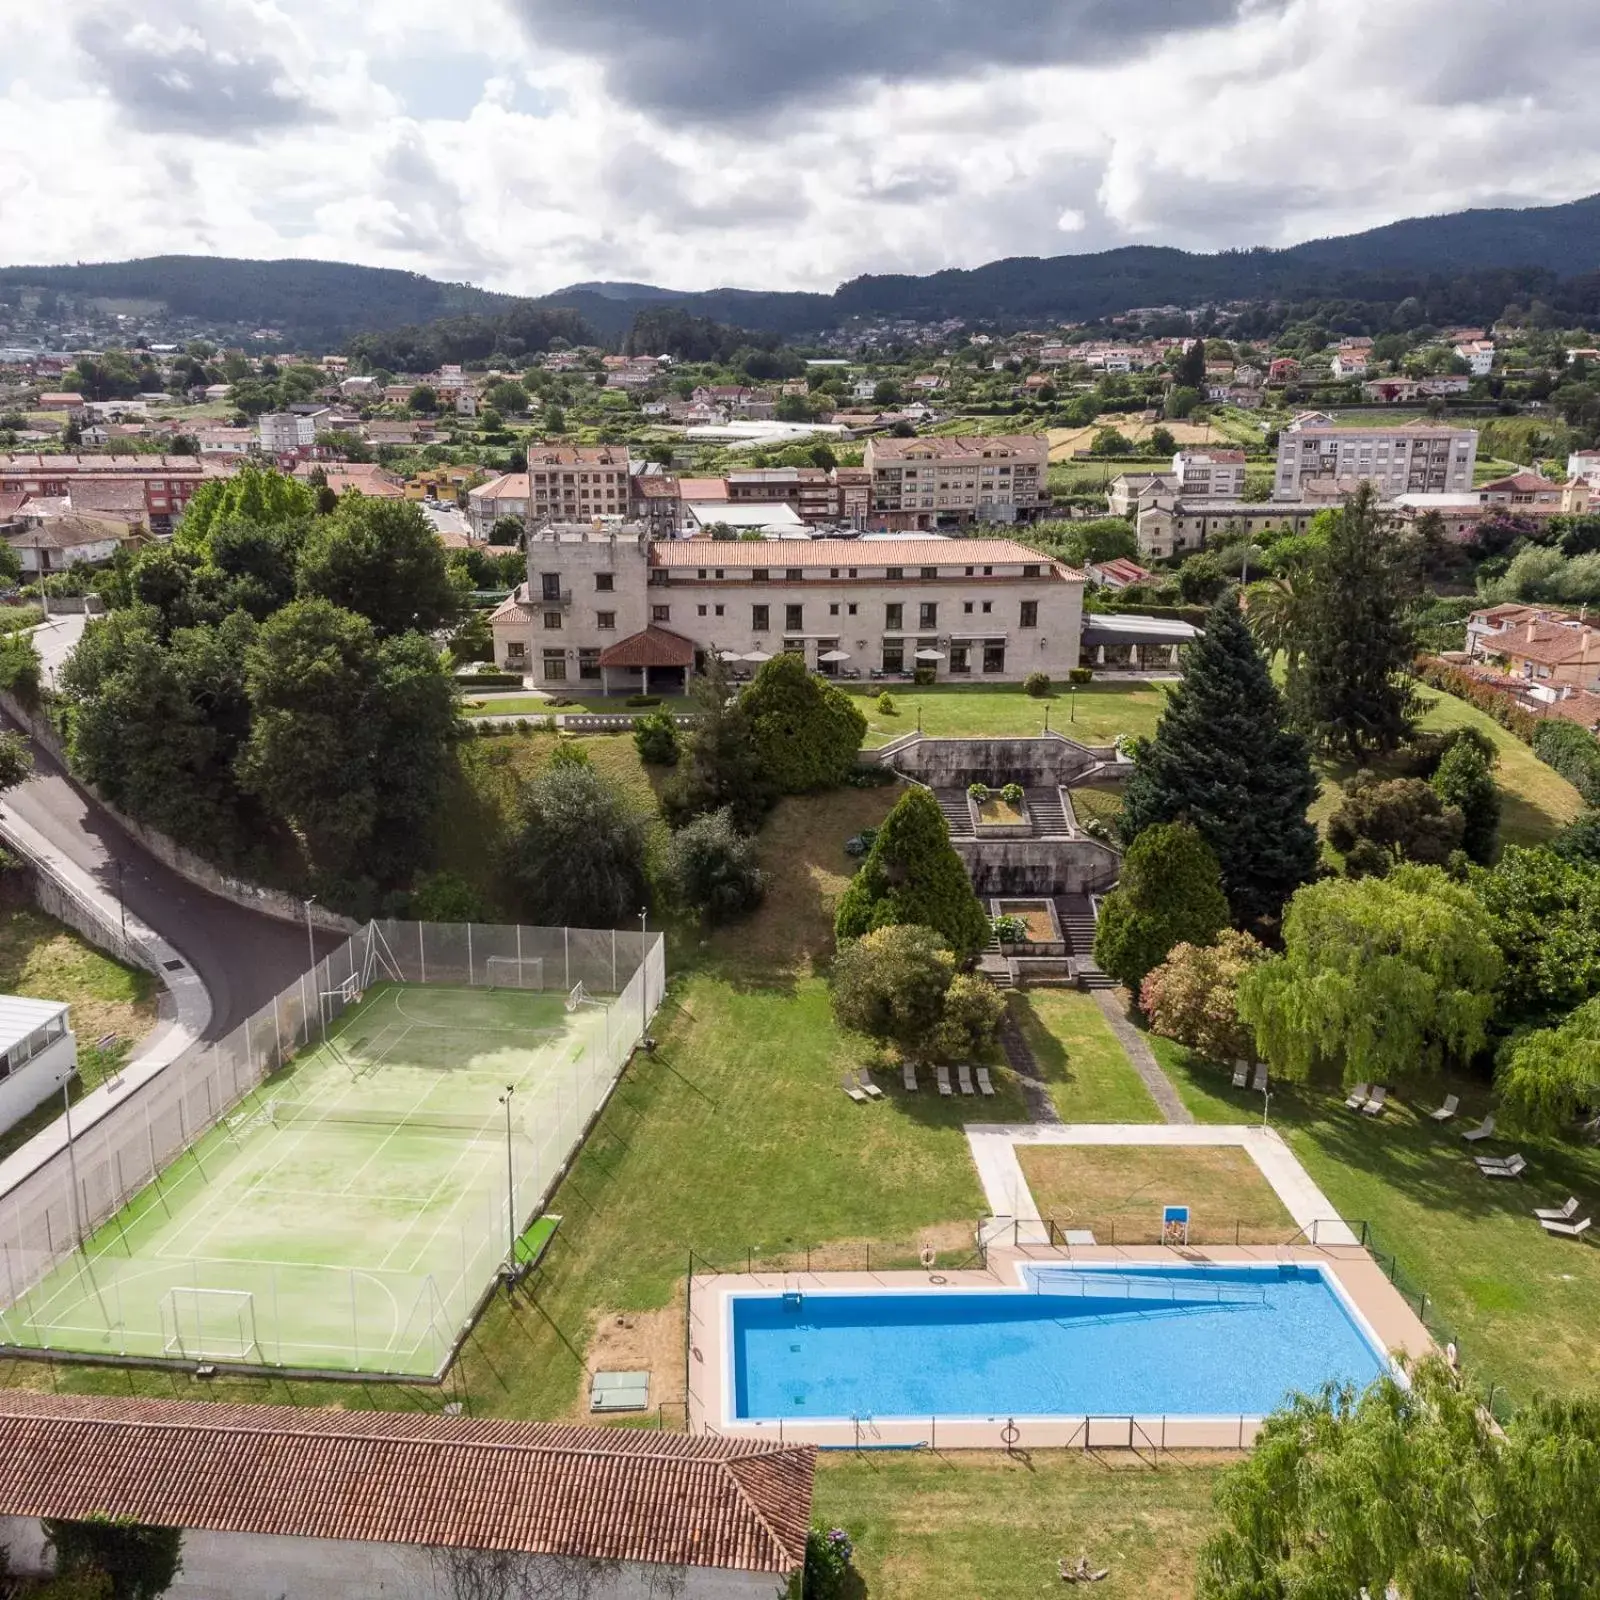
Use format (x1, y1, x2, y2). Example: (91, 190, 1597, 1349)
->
(1, 727, 341, 1041)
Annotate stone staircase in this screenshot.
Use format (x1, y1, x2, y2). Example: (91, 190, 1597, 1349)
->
(936, 789, 975, 838)
(1059, 893, 1115, 990)
(1027, 787, 1068, 836)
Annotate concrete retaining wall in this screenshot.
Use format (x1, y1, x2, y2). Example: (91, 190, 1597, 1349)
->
(957, 838, 1121, 896)
(867, 732, 1116, 788)
(0, 691, 358, 936)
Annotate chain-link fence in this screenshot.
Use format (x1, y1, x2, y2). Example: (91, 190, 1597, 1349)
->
(0, 921, 665, 1378)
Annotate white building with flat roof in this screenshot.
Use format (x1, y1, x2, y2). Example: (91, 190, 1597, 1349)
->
(1273, 422, 1477, 501)
(0, 995, 75, 1135)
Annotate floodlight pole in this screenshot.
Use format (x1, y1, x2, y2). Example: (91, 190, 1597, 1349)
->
(500, 1084, 516, 1266)
(639, 907, 648, 1041)
(1261, 1087, 1271, 1129)
(63, 1079, 83, 1246)
(304, 896, 321, 1039)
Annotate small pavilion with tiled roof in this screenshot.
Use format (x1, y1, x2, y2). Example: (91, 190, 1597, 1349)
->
(596, 623, 697, 697)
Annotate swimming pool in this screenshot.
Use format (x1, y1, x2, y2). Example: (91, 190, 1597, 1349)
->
(730, 1263, 1389, 1421)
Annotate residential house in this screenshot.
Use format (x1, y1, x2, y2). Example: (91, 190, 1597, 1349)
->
(1106, 471, 1178, 518)
(1419, 374, 1472, 397)
(0, 1394, 813, 1600)
(492, 525, 1085, 689)
(1266, 358, 1301, 385)
(1477, 471, 1564, 511)
(835, 467, 871, 529)
(468, 447, 631, 538)
(1273, 421, 1478, 501)
(1086, 556, 1154, 590)
(1329, 351, 1369, 380)
(1455, 340, 1495, 377)
(725, 467, 840, 524)
(292, 462, 406, 499)
(0, 456, 212, 533)
(1467, 603, 1600, 691)
(1566, 450, 1600, 487)
(338, 375, 380, 399)
(862, 434, 1048, 529)
(1172, 449, 1247, 500)
(1363, 377, 1423, 404)
(628, 471, 682, 539)
(1135, 495, 1322, 560)
(196, 427, 255, 457)
(257, 412, 316, 453)
(7, 511, 130, 574)
(35, 393, 85, 417)
(202, 383, 232, 403)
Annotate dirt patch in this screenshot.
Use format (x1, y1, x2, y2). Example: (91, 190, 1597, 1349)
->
(569, 1292, 686, 1424)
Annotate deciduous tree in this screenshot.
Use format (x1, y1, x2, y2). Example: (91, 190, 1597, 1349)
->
(1093, 823, 1229, 991)
(1139, 931, 1268, 1064)
(661, 807, 765, 924)
(1431, 734, 1500, 863)
(1497, 995, 1600, 1134)
(1327, 773, 1464, 875)
(739, 654, 866, 792)
(296, 496, 459, 639)
(661, 652, 774, 831)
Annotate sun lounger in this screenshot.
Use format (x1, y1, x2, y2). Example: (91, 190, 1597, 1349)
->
(1477, 1153, 1526, 1178)
(957, 1064, 975, 1095)
(1232, 1062, 1249, 1089)
(1251, 1064, 1268, 1092)
(1541, 1215, 1592, 1239)
(1344, 1082, 1370, 1110)
(1534, 1196, 1581, 1222)
(1428, 1094, 1459, 1122)
(1361, 1086, 1388, 1116)
(976, 1067, 995, 1097)
(841, 1073, 868, 1104)
(858, 1069, 884, 1100)
(936, 1065, 952, 1097)
(1462, 1114, 1496, 1143)
(902, 1061, 918, 1092)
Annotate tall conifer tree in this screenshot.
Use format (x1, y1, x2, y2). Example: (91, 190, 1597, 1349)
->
(1121, 597, 1319, 930)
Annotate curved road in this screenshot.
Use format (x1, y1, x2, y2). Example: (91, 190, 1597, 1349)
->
(3, 729, 342, 1040)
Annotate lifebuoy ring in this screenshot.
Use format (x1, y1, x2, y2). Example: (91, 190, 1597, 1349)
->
(920, 1245, 937, 1269)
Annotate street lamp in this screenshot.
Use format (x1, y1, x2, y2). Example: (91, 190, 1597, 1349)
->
(1261, 1086, 1272, 1129)
(499, 1084, 516, 1267)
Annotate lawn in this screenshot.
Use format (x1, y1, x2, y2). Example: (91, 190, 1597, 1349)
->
(814, 1450, 1229, 1600)
(1011, 991, 1161, 1122)
(1015, 1146, 1294, 1245)
(1146, 1028, 1600, 1406)
(0, 903, 157, 1164)
(1307, 684, 1583, 851)
(856, 681, 1168, 747)
(461, 696, 555, 718)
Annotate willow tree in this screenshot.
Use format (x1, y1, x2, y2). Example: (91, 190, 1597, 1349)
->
(1497, 996, 1600, 1135)
(1238, 866, 1502, 1088)
(1198, 1357, 1600, 1599)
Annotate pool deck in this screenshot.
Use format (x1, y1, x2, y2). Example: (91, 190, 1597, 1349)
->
(966, 1122, 1361, 1247)
(687, 1244, 1434, 1451)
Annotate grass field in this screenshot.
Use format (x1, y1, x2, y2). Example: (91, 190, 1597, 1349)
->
(1016, 1145, 1294, 1246)
(856, 681, 1169, 747)
(814, 1450, 1229, 1599)
(1012, 992, 1160, 1122)
(3, 983, 615, 1376)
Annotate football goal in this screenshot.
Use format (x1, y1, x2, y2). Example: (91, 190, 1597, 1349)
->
(486, 956, 545, 991)
(160, 1286, 261, 1362)
(566, 980, 604, 1012)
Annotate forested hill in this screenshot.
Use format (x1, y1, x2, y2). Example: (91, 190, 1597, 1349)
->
(6, 191, 1600, 346)
(0, 256, 514, 347)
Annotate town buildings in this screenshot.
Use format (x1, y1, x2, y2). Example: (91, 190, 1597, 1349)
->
(0, 455, 215, 533)
(1467, 603, 1600, 692)
(1272, 421, 1478, 501)
(862, 434, 1048, 530)
(1172, 449, 1247, 500)
(490, 524, 1085, 690)
(257, 412, 316, 453)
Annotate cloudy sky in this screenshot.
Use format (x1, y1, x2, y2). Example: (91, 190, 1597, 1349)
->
(4, 0, 1599, 296)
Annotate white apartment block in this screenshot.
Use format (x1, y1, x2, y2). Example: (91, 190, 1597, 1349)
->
(862, 434, 1048, 530)
(1273, 422, 1477, 502)
(466, 446, 631, 538)
(1567, 450, 1600, 488)
(256, 412, 315, 453)
(490, 526, 1084, 691)
(1171, 449, 1247, 501)
(1455, 341, 1495, 377)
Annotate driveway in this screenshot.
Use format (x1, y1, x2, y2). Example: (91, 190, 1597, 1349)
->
(28, 612, 87, 687)
(0, 729, 341, 1041)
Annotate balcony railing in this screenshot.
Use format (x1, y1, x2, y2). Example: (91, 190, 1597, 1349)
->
(537, 589, 574, 606)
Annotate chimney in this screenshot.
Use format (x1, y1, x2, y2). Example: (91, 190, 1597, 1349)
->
(1527, 620, 1537, 643)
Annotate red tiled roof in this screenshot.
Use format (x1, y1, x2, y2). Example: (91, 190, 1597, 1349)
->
(677, 477, 728, 500)
(1480, 472, 1561, 493)
(597, 625, 697, 669)
(0, 1394, 813, 1575)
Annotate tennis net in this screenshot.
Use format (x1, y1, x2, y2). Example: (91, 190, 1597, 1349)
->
(265, 1100, 502, 1138)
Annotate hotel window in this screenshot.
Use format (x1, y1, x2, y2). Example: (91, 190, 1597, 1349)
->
(752, 568, 769, 582)
(981, 601, 992, 614)
(847, 603, 857, 615)
(885, 602, 903, 630)
(543, 612, 562, 630)
(829, 602, 840, 615)
(1020, 600, 1038, 628)
(920, 566, 937, 579)
(919, 602, 937, 629)
(715, 604, 725, 616)
(785, 604, 803, 630)
(697, 604, 708, 617)
(578, 648, 601, 680)
(543, 650, 567, 682)
(652, 605, 670, 623)
(597, 611, 616, 629)
(752, 604, 770, 631)
(964, 601, 973, 614)
(1023, 564, 1041, 578)
(786, 568, 802, 581)
(886, 566, 903, 579)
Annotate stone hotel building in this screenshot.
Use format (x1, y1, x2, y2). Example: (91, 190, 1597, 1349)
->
(491, 525, 1085, 693)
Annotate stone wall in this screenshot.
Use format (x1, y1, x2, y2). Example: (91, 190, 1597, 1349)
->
(867, 732, 1115, 788)
(957, 837, 1121, 896)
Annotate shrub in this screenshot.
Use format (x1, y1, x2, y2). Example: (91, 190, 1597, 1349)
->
(547, 739, 590, 768)
(1431, 736, 1500, 864)
(633, 709, 680, 767)
(992, 914, 1028, 943)
(931, 972, 1007, 1059)
(1024, 670, 1051, 697)
(662, 807, 766, 923)
(624, 692, 662, 708)
(739, 653, 867, 793)
(834, 786, 991, 958)
(912, 665, 936, 685)
(846, 762, 898, 788)
(1068, 665, 1094, 684)
(42, 1517, 184, 1600)
(450, 671, 523, 690)
(406, 870, 487, 922)
(1327, 773, 1464, 873)
(1139, 930, 1268, 1063)
(967, 782, 989, 800)
(831, 924, 955, 1052)
(802, 1528, 855, 1600)
(0, 631, 42, 707)
(1532, 718, 1600, 806)
(1094, 822, 1229, 990)
(877, 691, 895, 714)
(1001, 782, 1024, 805)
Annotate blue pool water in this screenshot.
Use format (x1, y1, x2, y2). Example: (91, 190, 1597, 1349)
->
(731, 1265, 1387, 1420)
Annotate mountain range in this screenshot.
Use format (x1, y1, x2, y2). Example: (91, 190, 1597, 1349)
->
(4, 192, 1600, 348)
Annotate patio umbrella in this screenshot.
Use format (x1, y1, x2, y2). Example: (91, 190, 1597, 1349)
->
(914, 648, 947, 661)
(817, 649, 851, 662)
(743, 648, 773, 662)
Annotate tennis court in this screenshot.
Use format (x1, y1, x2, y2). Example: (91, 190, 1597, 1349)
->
(0, 980, 620, 1376)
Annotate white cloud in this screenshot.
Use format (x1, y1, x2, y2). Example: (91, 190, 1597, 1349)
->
(5, 0, 1600, 293)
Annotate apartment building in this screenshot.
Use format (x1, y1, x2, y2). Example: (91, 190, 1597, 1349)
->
(862, 435, 1048, 530)
(0, 455, 216, 533)
(490, 525, 1084, 690)
(1172, 449, 1247, 501)
(257, 412, 315, 453)
(724, 467, 839, 524)
(466, 446, 631, 538)
(1273, 422, 1477, 501)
